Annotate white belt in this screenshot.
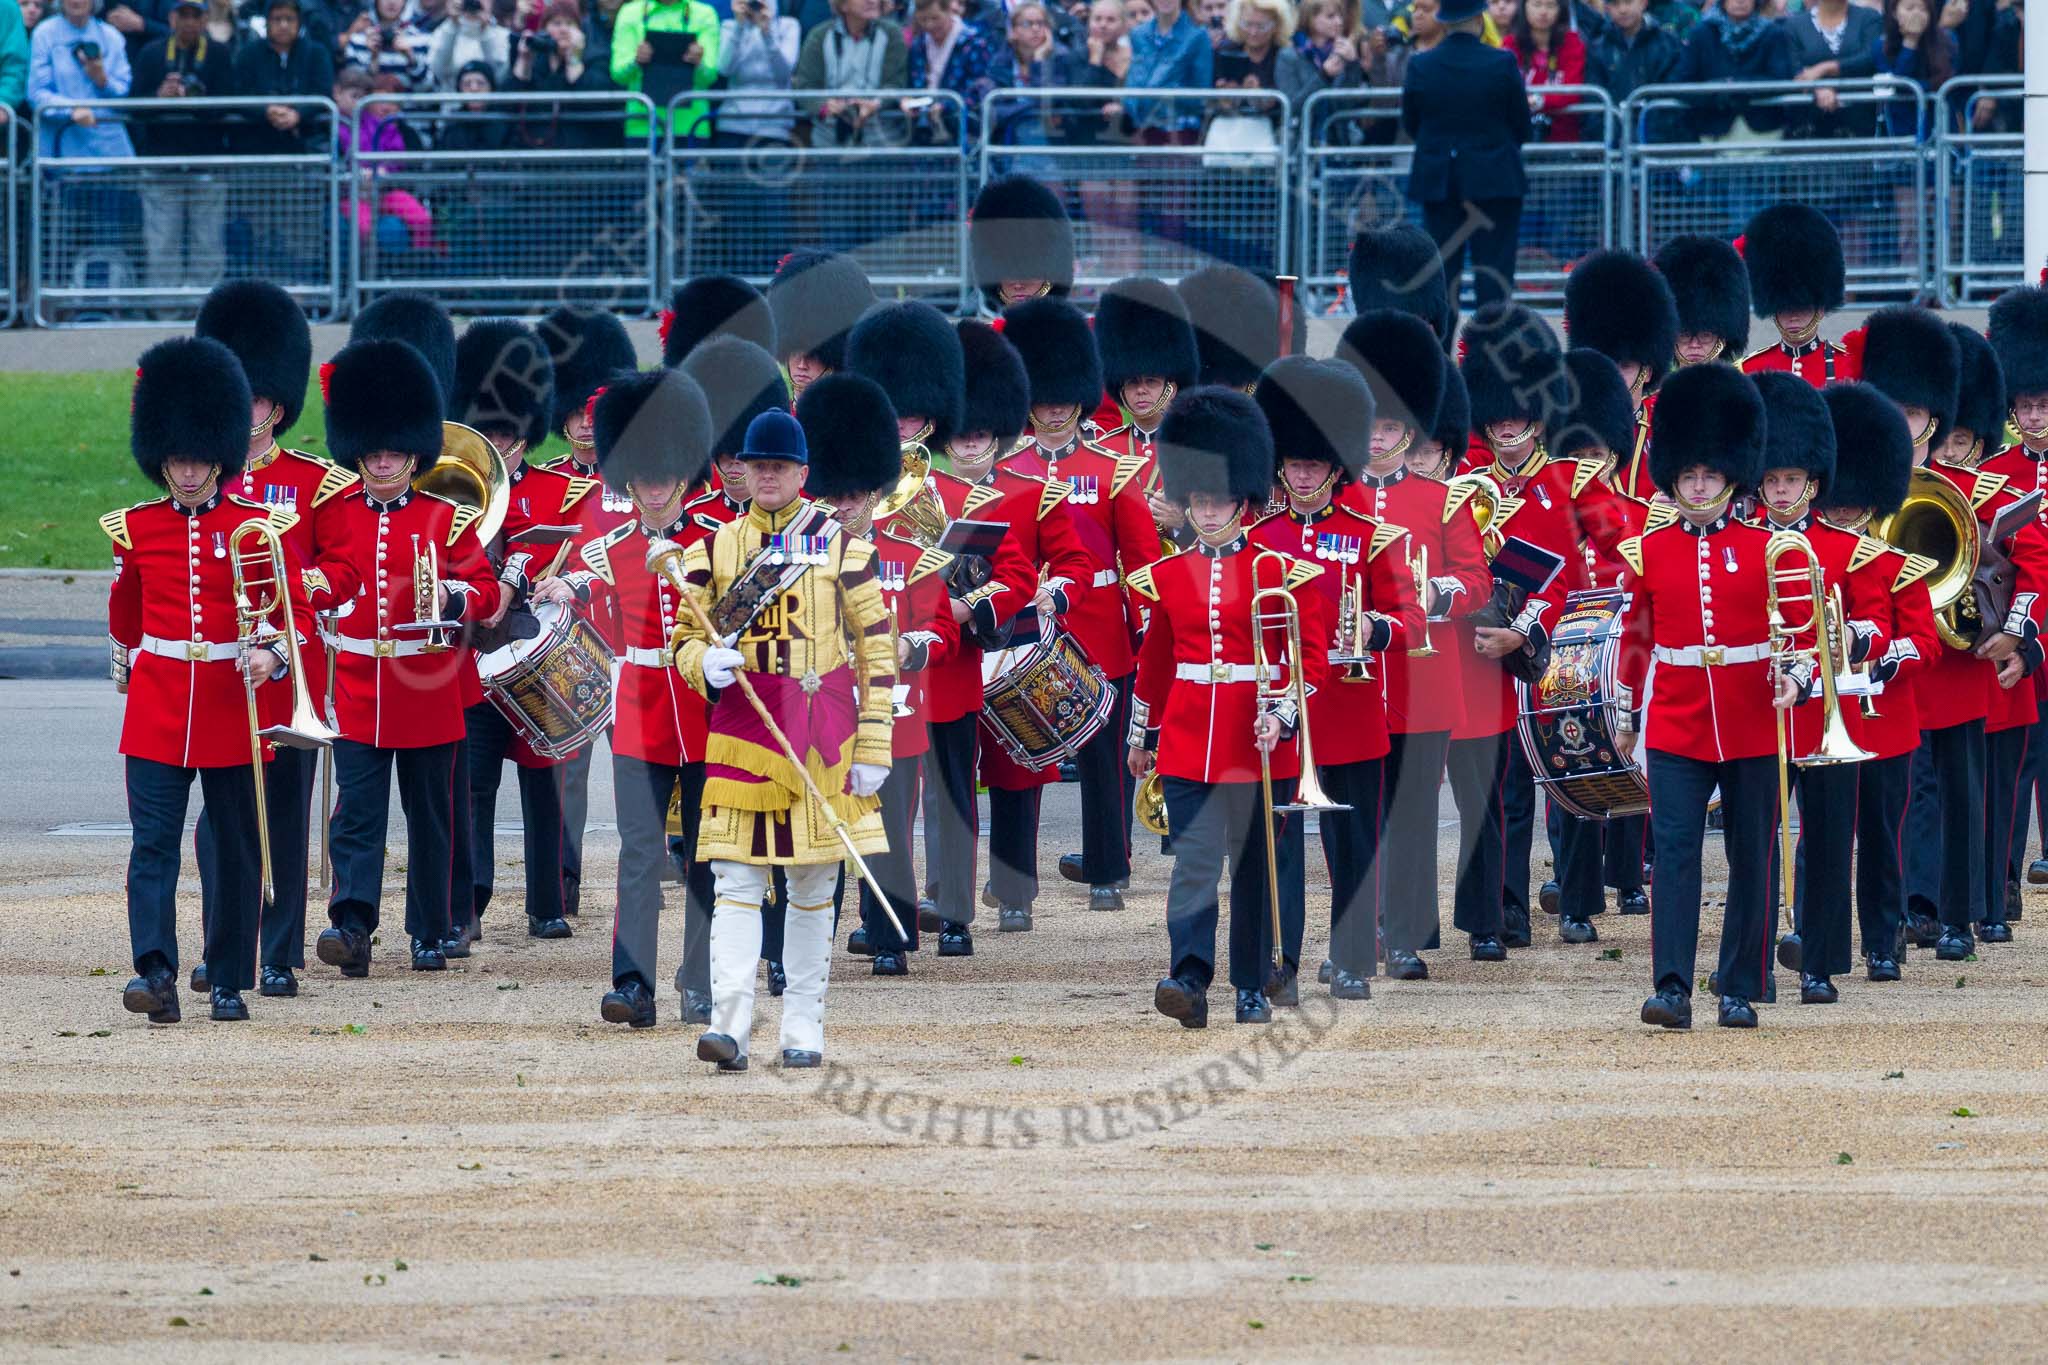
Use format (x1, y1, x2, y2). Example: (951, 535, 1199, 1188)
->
(1091, 568, 1121, 588)
(624, 645, 676, 669)
(1653, 642, 1771, 667)
(331, 635, 437, 659)
(1174, 661, 1275, 684)
(139, 634, 239, 662)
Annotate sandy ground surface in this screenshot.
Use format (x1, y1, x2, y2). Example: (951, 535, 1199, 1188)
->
(3, 681, 2048, 1362)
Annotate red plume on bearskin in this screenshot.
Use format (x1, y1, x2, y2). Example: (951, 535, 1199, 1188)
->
(319, 361, 337, 405)
(658, 310, 675, 351)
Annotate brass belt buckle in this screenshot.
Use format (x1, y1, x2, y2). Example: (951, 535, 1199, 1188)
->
(1210, 662, 1233, 683)
(1701, 646, 1725, 667)
(373, 639, 397, 659)
(185, 641, 210, 661)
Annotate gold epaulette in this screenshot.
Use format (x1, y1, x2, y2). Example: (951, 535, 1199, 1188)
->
(580, 522, 633, 586)
(301, 566, 332, 599)
(1493, 494, 1526, 528)
(1282, 557, 1322, 593)
(961, 483, 1005, 518)
(1569, 459, 1604, 499)
(99, 507, 133, 550)
(1848, 535, 1888, 573)
(448, 504, 483, 546)
(227, 493, 302, 538)
(1123, 563, 1160, 602)
(1617, 535, 1645, 576)
(1440, 478, 1476, 522)
(313, 463, 358, 507)
(1937, 460, 2008, 510)
(1642, 501, 1678, 534)
(1895, 552, 1937, 591)
(561, 476, 599, 512)
(909, 546, 955, 586)
(1033, 475, 1070, 520)
(1741, 343, 1776, 367)
(1108, 450, 1147, 500)
(1367, 521, 1405, 560)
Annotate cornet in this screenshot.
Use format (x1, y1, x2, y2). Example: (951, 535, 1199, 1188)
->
(393, 533, 460, 653)
(1406, 543, 1438, 658)
(230, 519, 338, 905)
(1331, 574, 1377, 681)
(1250, 550, 1351, 986)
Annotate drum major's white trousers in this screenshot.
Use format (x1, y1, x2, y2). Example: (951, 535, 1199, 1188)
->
(709, 860, 837, 1056)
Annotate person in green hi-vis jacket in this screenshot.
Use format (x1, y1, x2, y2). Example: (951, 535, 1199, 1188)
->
(610, 0, 722, 142)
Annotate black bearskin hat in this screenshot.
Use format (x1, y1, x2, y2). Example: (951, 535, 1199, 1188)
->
(846, 300, 965, 446)
(1337, 309, 1445, 435)
(324, 339, 445, 473)
(132, 337, 252, 484)
(1743, 203, 1845, 318)
(680, 336, 791, 462)
(1646, 363, 1766, 495)
(454, 319, 555, 451)
(798, 373, 903, 500)
(956, 319, 1032, 447)
(349, 292, 456, 404)
(1949, 322, 2008, 447)
(540, 306, 638, 436)
(969, 174, 1075, 309)
(1652, 234, 1752, 358)
(1158, 386, 1275, 505)
(1987, 286, 2048, 407)
(1001, 296, 1102, 412)
(1347, 222, 1450, 343)
(1821, 381, 1913, 518)
(592, 367, 713, 495)
(1096, 276, 1199, 393)
(1859, 305, 1960, 436)
(1256, 356, 1373, 481)
(1178, 265, 1296, 389)
(1433, 365, 1471, 456)
(194, 280, 310, 435)
(767, 251, 874, 371)
(1458, 302, 1571, 432)
(661, 274, 775, 367)
(1753, 369, 1836, 485)
(1564, 249, 1679, 388)
(1553, 349, 1636, 462)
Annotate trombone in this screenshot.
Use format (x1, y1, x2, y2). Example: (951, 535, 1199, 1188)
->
(1764, 531, 1873, 935)
(1250, 550, 1350, 987)
(230, 520, 339, 905)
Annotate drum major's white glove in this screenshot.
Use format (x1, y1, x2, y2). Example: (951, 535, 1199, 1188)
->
(702, 646, 744, 689)
(849, 762, 890, 798)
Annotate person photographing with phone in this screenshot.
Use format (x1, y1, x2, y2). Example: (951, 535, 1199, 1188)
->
(612, 0, 720, 143)
(27, 0, 135, 158)
(429, 0, 512, 86)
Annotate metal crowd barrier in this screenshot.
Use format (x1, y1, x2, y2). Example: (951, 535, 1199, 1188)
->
(348, 91, 660, 317)
(29, 96, 341, 327)
(667, 88, 970, 305)
(3, 115, 17, 329)
(1623, 78, 1932, 303)
(980, 87, 1290, 291)
(1295, 85, 1617, 315)
(1934, 75, 2022, 306)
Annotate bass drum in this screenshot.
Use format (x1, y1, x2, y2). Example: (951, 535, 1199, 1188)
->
(476, 598, 615, 761)
(1516, 588, 1649, 821)
(979, 621, 1116, 771)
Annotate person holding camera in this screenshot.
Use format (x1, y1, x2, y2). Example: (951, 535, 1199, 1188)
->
(133, 0, 233, 312)
(429, 0, 512, 87)
(27, 0, 135, 156)
(343, 0, 433, 89)
(510, 1, 616, 149)
(714, 0, 799, 146)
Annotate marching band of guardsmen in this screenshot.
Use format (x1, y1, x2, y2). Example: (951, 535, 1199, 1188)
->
(99, 184, 2048, 1042)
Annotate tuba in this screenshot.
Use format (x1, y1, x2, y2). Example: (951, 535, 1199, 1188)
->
(414, 421, 511, 548)
(1134, 770, 1169, 837)
(1873, 468, 1980, 651)
(1447, 472, 1504, 553)
(873, 441, 950, 549)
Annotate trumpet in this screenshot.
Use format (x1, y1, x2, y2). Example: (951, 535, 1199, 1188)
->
(1250, 550, 1351, 987)
(230, 519, 339, 905)
(1406, 543, 1438, 658)
(397, 533, 459, 652)
(1331, 575, 1377, 681)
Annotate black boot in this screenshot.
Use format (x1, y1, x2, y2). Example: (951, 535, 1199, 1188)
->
(122, 963, 180, 1024)
(1153, 975, 1208, 1029)
(208, 987, 249, 1022)
(601, 978, 657, 1029)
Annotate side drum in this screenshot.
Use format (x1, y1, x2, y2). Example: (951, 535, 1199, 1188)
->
(979, 622, 1116, 771)
(476, 599, 615, 760)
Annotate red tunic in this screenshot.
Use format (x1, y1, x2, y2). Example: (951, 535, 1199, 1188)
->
(1343, 468, 1490, 735)
(1247, 502, 1422, 765)
(1850, 544, 1938, 760)
(1126, 538, 1333, 784)
(1749, 516, 1897, 756)
(564, 512, 711, 767)
(311, 488, 505, 749)
(1740, 334, 1864, 387)
(871, 527, 961, 760)
(105, 493, 314, 769)
(1917, 460, 2048, 731)
(904, 470, 1038, 725)
(1617, 513, 1805, 764)
(1019, 438, 1162, 679)
(541, 452, 634, 649)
